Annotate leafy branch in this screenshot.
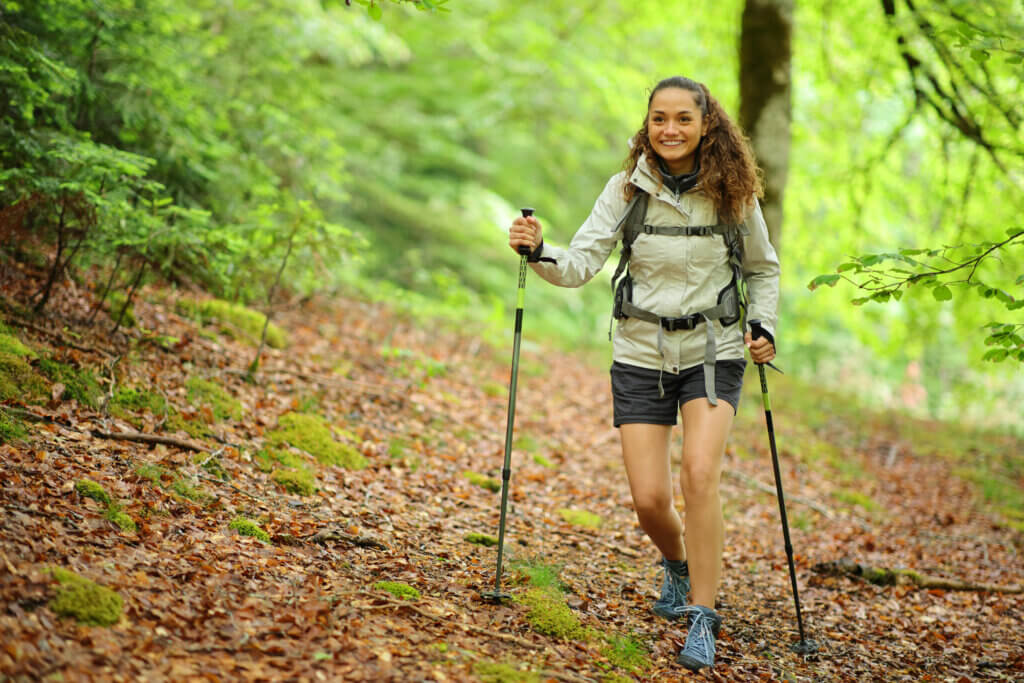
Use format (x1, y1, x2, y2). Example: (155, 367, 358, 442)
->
(809, 229, 1024, 362)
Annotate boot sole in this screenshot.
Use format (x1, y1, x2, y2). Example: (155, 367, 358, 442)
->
(676, 652, 712, 671)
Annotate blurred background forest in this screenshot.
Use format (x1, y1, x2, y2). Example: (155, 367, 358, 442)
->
(1, 0, 1021, 431)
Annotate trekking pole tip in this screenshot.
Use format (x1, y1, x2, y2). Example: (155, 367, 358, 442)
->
(790, 638, 821, 655)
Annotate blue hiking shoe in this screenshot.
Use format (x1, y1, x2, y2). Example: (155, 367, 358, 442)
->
(676, 605, 722, 671)
(652, 558, 689, 620)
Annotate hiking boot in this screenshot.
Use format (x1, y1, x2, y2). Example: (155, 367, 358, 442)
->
(652, 558, 689, 620)
(676, 605, 722, 671)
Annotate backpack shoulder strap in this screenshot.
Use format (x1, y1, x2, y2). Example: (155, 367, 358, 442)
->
(609, 189, 648, 291)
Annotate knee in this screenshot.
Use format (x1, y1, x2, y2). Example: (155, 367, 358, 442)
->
(632, 491, 673, 524)
(680, 459, 720, 501)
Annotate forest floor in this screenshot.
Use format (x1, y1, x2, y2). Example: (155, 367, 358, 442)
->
(1, 262, 1023, 682)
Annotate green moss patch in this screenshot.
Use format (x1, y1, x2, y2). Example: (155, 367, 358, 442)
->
(272, 468, 316, 496)
(104, 503, 137, 532)
(463, 470, 500, 492)
(176, 297, 288, 349)
(48, 567, 122, 626)
(267, 412, 366, 469)
(373, 581, 420, 601)
(0, 352, 48, 403)
(193, 452, 230, 481)
(170, 478, 209, 502)
(185, 376, 242, 421)
(464, 532, 499, 547)
(0, 331, 37, 359)
(37, 358, 102, 408)
(518, 587, 594, 640)
(229, 517, 270, 543)
(511, 557, 563, 591)
(833, 489, 883, 516)
(558, 508, 602, 528)
(75, 479, 111, 505)
(110, 387, 167, 421)
(134, 462, 168, 486)
(532, 454, 555, 469)
(473, 660, 542, 683)
(601, 634, 651, 675)
(0, 407, 28, 443)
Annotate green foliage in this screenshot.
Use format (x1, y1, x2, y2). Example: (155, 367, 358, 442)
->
(373, 580, 421, 601)
(48, 567, 123, 627)
(832, 489, 884, 516)
(229, 517, 270, 543)
(462, 470, 500, 492)
(185, 376, 243, 421)
(176, 298, 288, 350)
(266, 412, 366, 469)
(558, 508, 602, 528)
(75, 479, 111, 505)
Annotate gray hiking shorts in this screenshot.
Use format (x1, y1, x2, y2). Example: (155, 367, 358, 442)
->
(610, 359, 746, 427)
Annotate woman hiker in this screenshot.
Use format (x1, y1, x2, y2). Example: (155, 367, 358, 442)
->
(507, 75, 780, 671)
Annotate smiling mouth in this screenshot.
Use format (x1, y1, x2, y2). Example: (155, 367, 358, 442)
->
(659, 140, 684, 147)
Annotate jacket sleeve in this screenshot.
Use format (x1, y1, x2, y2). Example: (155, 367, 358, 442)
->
(528, 173, 628, 288)
(740, 199, 781, 339)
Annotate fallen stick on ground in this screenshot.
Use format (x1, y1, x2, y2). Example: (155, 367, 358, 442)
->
(812, 558, 1023, 593)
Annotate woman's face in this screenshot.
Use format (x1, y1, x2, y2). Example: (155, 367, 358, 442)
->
(647, 87, 707, 175)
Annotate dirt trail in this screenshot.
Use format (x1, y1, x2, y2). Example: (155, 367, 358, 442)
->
(1, 291, 1021, 681)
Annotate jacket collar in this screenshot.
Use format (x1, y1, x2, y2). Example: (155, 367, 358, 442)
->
(628, 152, 701, 197)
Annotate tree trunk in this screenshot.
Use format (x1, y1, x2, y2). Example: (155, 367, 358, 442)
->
(739, 0, 793, 257)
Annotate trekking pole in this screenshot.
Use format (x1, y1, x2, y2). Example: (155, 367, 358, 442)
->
(482, 207, 534, 604)
(749, 319, 819, 655)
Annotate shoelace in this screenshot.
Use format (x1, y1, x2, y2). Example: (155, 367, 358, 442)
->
(678, 606, 716, 662)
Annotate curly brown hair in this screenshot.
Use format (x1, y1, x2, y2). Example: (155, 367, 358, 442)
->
(623, 76, 763, 223)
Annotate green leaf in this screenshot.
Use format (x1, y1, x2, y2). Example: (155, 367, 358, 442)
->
(983, 349, 1008, 362)
(891, 290, 903, 301)
(970, 49, 990, 63)
(836, 262, 860, 273)
(851, 297, 870, 306)
(932, 285, 953, 301)
(1017, 275, 1024, 285)
(858, 254, 884, 267)
(368, 3, 383, 20)
(808, 273, 841, 290)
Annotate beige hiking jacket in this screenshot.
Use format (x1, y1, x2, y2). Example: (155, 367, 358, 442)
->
(530, 154, 780, 376)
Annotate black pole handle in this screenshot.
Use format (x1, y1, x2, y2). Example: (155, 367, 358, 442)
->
(518, 207, 534, 256)
(750, 318, 767, 342)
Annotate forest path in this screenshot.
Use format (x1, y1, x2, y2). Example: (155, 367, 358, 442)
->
(1, 287, 1021, 682)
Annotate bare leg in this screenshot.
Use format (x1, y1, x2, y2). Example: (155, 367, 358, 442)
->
(620, 423, 686, 562)
(679, 399, 734, 608)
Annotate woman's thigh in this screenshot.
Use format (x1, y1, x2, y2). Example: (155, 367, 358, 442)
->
(619, 423, 674, 503)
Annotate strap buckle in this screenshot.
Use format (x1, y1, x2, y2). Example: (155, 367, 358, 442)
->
(660, 314, 702, 332)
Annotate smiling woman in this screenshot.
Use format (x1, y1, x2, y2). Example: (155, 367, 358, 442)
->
(508, 75, 780, 672)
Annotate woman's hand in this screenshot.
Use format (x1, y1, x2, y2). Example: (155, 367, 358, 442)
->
(509, 215, 542, 254)
(744, 332, 776, 364)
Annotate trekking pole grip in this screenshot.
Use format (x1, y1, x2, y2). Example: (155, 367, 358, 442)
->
(518, 208, 534, 256)
(750, 318, 767, 343)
